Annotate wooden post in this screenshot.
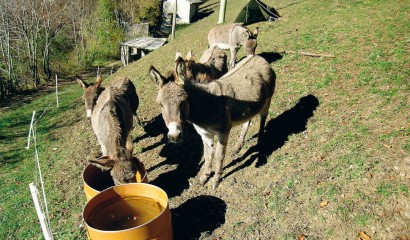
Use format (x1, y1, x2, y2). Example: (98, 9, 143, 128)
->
(218, 0, 227, 24)
(55, 74, 58, 107)
(171, 0, 177, 40)
(121, 46, 125, 66)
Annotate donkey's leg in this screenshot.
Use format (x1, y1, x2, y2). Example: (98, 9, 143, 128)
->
(125, 135, 134, 159)
(230, 47, 239, 68)
(232, 120, 251, 155)
(199, 132, 214, 185)
(212, 131, 230, 189)
(193, 125, 214, 185)
(257, 99, 271, 148)
(256, 99, 271, 167)
(133, 114, 142, 127)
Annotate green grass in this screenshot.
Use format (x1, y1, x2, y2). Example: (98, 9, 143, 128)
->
(1, 0, 409, 239)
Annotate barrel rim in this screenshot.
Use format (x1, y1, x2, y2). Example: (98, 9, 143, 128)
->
(82, 183, 170, 233)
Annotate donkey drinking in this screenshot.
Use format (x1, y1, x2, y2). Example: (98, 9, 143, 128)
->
(208, 23, 258, 68)
(78, 76, 139, 185)
(149, 55, 276, 189)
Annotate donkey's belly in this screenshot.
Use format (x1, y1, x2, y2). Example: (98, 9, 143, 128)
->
(214, 43, 232, 50)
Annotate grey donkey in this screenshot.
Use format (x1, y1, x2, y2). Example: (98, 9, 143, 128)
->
(149, 54, 275, 189)
(208, 23, 259, 68)
(78, 75, 140, 185)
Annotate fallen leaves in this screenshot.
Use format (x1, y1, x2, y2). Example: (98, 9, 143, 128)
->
(298, 234, 307, 240)
(383, 143, 392, 149)
(320, 200, 329, 207)
(358, 231, 371, 240)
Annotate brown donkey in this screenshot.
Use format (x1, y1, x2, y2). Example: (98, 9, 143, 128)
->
(77, 75, 140, 124)
(176, 47, 228, 83)
(149, 55, 276, 189)
(78, 76, 139, 185)
(208, 23, 259, 68)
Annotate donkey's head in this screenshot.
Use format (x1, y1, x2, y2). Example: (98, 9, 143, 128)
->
(178, 49, 228, 82)
(90, 155, 138, 185)
(245, 27, 259, 56)
(77, 75, 104, 118)
(149, 59, 189, 143)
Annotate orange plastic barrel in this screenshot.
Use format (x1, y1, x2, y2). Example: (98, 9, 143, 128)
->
(83, 183, 173, 240)
(83, 158, 148, 201)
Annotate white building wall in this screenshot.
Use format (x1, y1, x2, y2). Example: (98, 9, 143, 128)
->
(164, 0, 199, 24)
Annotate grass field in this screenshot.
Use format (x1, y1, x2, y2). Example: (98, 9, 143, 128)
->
(1, 0, 409, 239)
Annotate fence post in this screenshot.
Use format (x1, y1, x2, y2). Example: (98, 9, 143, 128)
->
(55, 74, 59, 107)
(29, 183, 53, 240)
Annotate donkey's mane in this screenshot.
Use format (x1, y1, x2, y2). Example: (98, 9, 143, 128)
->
(220, 55, 254, 79)
(103, 87, 130, 159)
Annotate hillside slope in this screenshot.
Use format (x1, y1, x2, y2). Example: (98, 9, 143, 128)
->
(1, 0, 408, 239)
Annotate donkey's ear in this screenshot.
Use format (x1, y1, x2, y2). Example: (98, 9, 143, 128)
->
(242, 30, 251, 40)
(90, 156, 115, 171)
(77, 77, 89, 89)
(253, 27, 259, 38)
(95, 74, 103, 88)
(186, 51, 193, 61)
(149, 66, 166, 88)
(175, 52, 183, 60)
(174, 57, 186, 85)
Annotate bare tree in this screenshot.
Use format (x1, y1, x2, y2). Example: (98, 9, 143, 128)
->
(40, 0, 67, 78)
(0, 1, 16, 96)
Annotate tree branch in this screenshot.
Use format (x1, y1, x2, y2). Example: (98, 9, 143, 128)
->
(283, 50, 335, 58)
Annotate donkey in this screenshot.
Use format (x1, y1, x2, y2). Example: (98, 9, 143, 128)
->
(87, 86, 137, 185)
(78, 76, 139, 185)
(149, 55, 276, 189)
(208, 23, 259, 68)
(176, 47, 228, 83)
(77, 75, 140, 125)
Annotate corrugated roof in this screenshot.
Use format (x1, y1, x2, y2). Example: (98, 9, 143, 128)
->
(121, 37, 167, 51)
(187, 0, 203, 4)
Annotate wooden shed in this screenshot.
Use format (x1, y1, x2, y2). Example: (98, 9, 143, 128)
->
(120, 37, 167, 66)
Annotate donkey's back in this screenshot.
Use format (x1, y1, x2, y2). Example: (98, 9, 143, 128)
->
(110, 77, 139, 116)
(220, 55, 275, 98)
(91, 86, 134, 159)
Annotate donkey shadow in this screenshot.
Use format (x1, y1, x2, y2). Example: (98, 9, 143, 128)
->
(134, 114, 167, 152)
(237, 51, 282, 65)
(172, 195, 226, 239)
(259, 51, 283, 63)
(224, 94, 319, 178)
(149, 123, 203, 198)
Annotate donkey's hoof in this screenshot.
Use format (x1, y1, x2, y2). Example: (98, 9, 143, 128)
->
(212, 180, 221, 190)
(199, 175, 210, 185)
(232, 147, 241, 156)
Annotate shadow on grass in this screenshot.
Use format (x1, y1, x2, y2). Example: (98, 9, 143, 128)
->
(237, 51, 283, 65)
(0, 151, 23, 165)
(200, 1, 220, 10)
(172, 195, 226, 239)
(149, 123, 203, 198)
(194, 9, 214, 22)
(134, 114, 167, 152)
(223, 94, 319, 178)
(137, 114, 167, 140)
(259, 51, 283, 63)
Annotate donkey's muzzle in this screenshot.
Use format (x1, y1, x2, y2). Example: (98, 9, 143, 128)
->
(168, 133, 182, 143)
(167, 122, 182, 143)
